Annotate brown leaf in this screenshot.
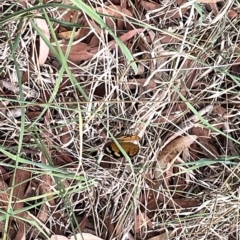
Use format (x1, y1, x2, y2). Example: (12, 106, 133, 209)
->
(196, 0, 222, 2)
(95, 5, 132, 31)
(108, 28, 144, 48)
(69, 233, 104, 240)
(26, 111, 41, 120)
(231, 57, 240, 77)
(176, 0, 187, 4)
(34, 17, 50, 66)
(160, 7, 189, 19)
(58, 29, 81, 40)
(174, 198, 200, 208)
(135, 212, 153, 234)
(227, 9, 239, 19)
(209, 3, 219, 14)
(8, 169, 31, 238)
(147, 231, 176, 240)
(140, 1, 160, 10)
(51, 235, 68, 240)
(49, 42, 97, 64)
(9, 168, 32, 212)
(104, 214, 115, 238)
(191, 127, 219, 157)
(14, 221, 25, 240)
(155, 136, 197, 178)
(158, 34, 182, 44)
(60, 126, 71, 145)
(0, 178, 9, 206)
(50, 29, 144, 63)
(96, 5, 132, 18)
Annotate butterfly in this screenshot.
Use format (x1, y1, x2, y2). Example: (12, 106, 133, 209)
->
(104, 135, 140, 158)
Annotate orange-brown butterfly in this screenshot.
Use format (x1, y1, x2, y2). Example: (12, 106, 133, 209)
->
(104, 135, 140, 158)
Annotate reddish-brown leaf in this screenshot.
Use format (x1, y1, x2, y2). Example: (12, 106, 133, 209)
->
(50, 29, 144, 64)
(196, 0, 222, 2)
(14, 221, 25, 240)
(140, 1, 160, 10)
(135, 212, 153, 234)
(155, 135, 197, 177)
(60, 126, 71, 145)
(69, 233, 104, 240)
(0, 178, 9, 206)
(9, 169, 32, 212)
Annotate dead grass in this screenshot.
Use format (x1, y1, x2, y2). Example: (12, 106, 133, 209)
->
(0, 0, 240, 239)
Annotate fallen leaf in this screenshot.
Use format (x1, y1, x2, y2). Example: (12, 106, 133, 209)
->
(147, 231, 175, 240)
(0, 178, 9, 206)
(8, 168, 31, 238)
(209, 3, 218, 14)
(108, 28, 144, 48)
(154, 135, 197, 178)
(50, 29, 144, 63)
(160, 6, 189, 19)
(60, 126, 71, 145)
(70, 233, 104, 240)
(140, 1, 160, 11)
(196, 0, 222, 2)
(104, 214, 115, 238)
(227, 9, 239, 19)
(135, 212, 153, 234)
(34, 17, 50, 66)
(191, 127, 219, 158)
(96, 5, 132, 19)
(26, 111, 41, 120)
(14, 221, 25, 240)
(9, 168, 32, 212)
(58, 29, 81, 40)
(51, 235, 68, 240)
(95, 5, 132, 31)
(231, 57, 240, 77)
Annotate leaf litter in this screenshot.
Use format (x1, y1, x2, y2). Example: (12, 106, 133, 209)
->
(0, 0, 240, 239)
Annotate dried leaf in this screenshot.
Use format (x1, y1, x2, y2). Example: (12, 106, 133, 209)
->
(135, 212, 153, 234)
(58, 29, 81, 40)
(14, 221, 25, 240)
(95, 5, 132, 31)
(196, 0, 222, 2)
(227, 9, 239, 19)
(209, 3, 218, 14)
(147, 231, 175, 240)
(50, 29, 144, 63)
(155, 135, 197, 178)
(0, 178, 9, 206)
(70, 233, 104, 240)
(191, 127, 219, 158)
(174, 198, 200, 208)
(60, 126, 71, 145)
(51, 235, 68, 240)
(96, 5, 132, 19)
(9, 168, 32, 212)
(140, 1, 160, 10)
(160, 6, 189, 19)
(34, 17, 50, 66)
